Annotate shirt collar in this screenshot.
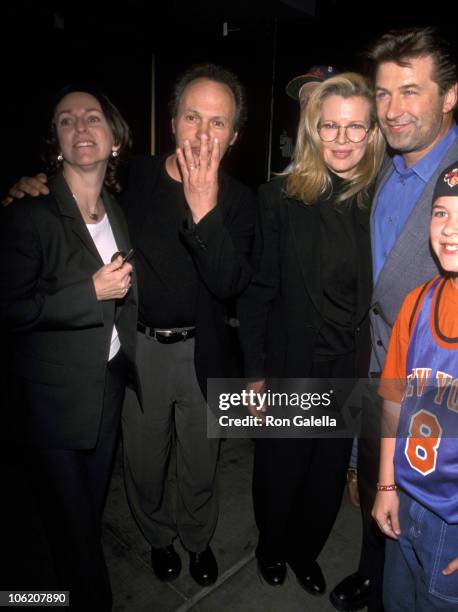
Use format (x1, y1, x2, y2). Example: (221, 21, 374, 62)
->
(392, 123, 458, 182)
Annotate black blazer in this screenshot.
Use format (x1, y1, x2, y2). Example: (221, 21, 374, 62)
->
(238, 176, 373, 381)
(0, 174, 139, 449)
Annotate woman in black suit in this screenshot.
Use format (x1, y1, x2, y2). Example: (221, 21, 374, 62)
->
(238, 73, 385, 594)
(1, 86, 138, 610)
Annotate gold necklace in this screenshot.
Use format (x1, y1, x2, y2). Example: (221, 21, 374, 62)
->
(63, 173, 102, 220)
(71, 192, 101, 221)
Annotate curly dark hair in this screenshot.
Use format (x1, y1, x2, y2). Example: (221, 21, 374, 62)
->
(43, 84, 131, 192)
(368, 27, 457, 95)
(168, 63, 247, 134)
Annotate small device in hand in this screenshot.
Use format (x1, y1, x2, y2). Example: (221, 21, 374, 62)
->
(111, 248, 134, 268)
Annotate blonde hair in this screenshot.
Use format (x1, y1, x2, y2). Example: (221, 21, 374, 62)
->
(286, 72, 385, 207)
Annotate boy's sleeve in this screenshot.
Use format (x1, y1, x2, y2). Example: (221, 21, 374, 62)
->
(379, 286, 425, 403)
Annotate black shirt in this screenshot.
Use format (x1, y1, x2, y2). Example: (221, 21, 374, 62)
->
(314, 174, 358, 357)
(121, 159, 198, 328)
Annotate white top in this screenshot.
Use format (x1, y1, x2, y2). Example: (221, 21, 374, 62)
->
(86, 214, 121, 361)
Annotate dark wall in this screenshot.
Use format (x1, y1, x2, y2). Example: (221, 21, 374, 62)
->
(2, 5, 152, 194)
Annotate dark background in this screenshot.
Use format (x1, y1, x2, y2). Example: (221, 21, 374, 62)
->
(2, 0, 457, 194)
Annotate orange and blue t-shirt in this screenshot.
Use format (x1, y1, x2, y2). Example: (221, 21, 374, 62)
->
(380, 276, 458, 523)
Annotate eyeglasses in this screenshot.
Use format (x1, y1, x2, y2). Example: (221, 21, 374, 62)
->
(318, 122, 370, 143)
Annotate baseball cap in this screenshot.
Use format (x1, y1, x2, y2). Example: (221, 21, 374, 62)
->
(286, 65, 338, 101)
(433, 162, 458, 203)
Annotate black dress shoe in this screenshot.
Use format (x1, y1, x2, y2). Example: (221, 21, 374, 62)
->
(329, 572, 370, 611)
(292, 561, 326, 596)
(189, 547, 218, 586)
(151, 545, 182, 582)
(257, 558, 286, 586)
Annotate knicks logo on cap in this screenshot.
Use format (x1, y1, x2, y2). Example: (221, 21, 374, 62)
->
(444, 168, 458, 188)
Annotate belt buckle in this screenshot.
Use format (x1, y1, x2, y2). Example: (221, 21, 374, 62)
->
(160, 329, 173, 338)
(154, 327, 193, 343)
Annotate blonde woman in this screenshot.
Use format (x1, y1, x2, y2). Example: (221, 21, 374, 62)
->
(239, 73, 385, 593)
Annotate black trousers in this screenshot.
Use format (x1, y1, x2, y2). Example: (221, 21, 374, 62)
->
(6, 351, 127, 611)
(253, 355, 354, 570)
(122, 334, 220, 552)
(356, 394, 385, 612)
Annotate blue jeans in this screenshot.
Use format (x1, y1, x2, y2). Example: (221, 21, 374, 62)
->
(383, 490, 458, 611)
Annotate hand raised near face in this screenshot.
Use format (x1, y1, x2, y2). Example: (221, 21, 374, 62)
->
(176, 135, 220, 224)
(2, 173, 50, 206)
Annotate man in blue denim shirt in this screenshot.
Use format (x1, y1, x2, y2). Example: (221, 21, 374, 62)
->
(330, 26, 458, 612)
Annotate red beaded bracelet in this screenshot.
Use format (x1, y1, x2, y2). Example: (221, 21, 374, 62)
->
(377, 483, 398, 491)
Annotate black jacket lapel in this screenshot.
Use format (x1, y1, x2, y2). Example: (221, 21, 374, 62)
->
(288, 198, 322, 314)
(51, 174, 103, 265)
(104, 189, 129, 253)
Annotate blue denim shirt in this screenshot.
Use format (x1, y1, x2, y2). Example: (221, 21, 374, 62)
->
(373, 124, 458, 284)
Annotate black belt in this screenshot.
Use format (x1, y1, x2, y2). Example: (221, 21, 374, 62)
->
(137, 322, 196, 344)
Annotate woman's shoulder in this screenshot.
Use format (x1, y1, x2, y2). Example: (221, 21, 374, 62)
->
(4, 192, 57, 220)
(258, 175, 313, 213)
(1, 194, 60, 250)
(258, 175, 288, 199)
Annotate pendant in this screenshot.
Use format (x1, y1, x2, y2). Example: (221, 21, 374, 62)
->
(89, 212, 99, 221)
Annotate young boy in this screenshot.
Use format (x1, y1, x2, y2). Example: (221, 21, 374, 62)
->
(372, 162, 458, 611)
